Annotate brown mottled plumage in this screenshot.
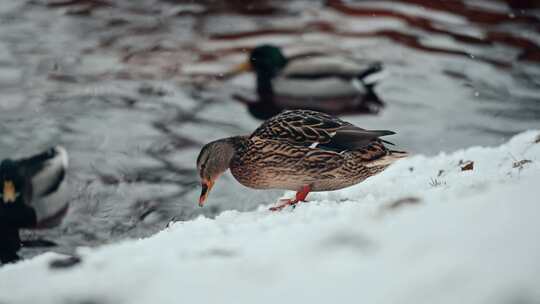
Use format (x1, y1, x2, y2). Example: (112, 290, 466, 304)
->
(196, 110, 406, 210)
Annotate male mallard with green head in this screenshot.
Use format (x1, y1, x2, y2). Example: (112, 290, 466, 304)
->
(196, 110, 405, 211)
(0, 146, 69, 264)
(233, 44, 384, 120)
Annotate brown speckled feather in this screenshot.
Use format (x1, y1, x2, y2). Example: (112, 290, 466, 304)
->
(251, 110, 394, 152)
(251, 110, 348, 147)
(228, 110, 405, 192)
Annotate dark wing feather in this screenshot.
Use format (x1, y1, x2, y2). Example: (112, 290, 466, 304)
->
(327, 128, 394, 151)
(251, 110, 395, 152)
(15, 146, 69, 228)
(17, 147, 68, 198)
(251, 110, 348, 146)
(283, 55, 383, 81)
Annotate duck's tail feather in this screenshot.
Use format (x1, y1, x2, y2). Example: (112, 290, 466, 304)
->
(381, 139, 395, 146)
(389, 149, 408, 156)
(357, 62, 384, 85)
(364, 151, 407, 168)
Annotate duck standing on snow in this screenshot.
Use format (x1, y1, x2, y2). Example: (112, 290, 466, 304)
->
(232, 44, 384, 120)
(0, 146, 69, 264)
(196, 110, 406, 211)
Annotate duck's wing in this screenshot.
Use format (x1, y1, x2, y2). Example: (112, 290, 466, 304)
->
(17, 146, 69, 227)
(18, 146, 68, 198)
(282, 55, 383, 81)
(250, 110, 394, 152)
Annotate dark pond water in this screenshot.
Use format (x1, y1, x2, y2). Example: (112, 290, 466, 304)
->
(0, 0, 539, 258)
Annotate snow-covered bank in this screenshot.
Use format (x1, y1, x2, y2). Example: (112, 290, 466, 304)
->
(1, 131, 540, 304)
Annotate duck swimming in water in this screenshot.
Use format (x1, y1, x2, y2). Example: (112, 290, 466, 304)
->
(0, 146, 69, 264)
(233, 44, 384, 120)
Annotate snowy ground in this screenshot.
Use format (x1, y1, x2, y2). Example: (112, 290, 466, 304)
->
(1, 130, 539, 304)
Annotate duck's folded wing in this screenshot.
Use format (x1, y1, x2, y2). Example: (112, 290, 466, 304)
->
(251, 110, 395, 152)
(282, 56, 381, 79)
(18, 146, 68, 198)
(17, 146, 69, 228)
(328, 128, 395, 151)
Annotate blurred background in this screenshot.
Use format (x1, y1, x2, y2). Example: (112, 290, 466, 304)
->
(0, 0, 539, 259)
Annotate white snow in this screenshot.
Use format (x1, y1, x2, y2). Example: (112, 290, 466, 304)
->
(1, 131, 540, 304)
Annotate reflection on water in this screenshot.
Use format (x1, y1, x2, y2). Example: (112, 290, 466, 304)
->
(0, 0, 539, 258)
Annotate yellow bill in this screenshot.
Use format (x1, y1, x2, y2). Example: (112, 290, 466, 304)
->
(3, 180, 17, 204)
(230, 61, 252, 75)
(198, 179, 215, 207)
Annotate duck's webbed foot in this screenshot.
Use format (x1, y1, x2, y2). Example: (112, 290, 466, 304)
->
(269, 198, 299, 211)
(269, 185, 311, 212)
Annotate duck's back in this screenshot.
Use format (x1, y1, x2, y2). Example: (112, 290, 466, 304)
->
(230, 110, 405, 191)
(275, 56, 367, 96)
(282, 55, 371, 77)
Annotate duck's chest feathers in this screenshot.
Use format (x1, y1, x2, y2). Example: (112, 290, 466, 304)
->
(229, 139, 304, 190)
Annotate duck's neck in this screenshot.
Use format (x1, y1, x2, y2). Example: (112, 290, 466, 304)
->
(221, 136, 249, 166)
(256, 72, 275, 102)
(247, 101, 280, 120)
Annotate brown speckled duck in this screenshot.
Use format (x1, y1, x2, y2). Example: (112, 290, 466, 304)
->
(196, 110, 406, 211)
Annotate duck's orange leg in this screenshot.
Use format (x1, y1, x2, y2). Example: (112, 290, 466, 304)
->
(269, 185, 311, 212)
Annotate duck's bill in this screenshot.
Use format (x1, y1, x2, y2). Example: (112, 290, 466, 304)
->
(3, 180, 17, 203)
(198, 180, 214, 207)
(230, 61, 252, 74)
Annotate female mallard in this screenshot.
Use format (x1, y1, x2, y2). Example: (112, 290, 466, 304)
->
(196, 110, 405, 211)
(233, 44, 384, 120)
